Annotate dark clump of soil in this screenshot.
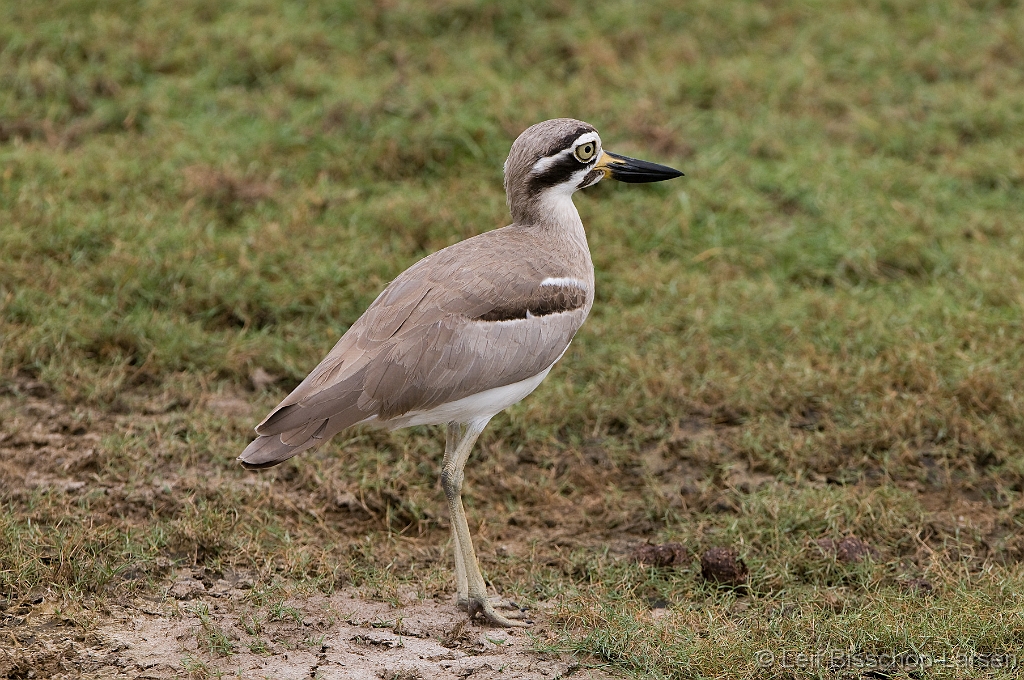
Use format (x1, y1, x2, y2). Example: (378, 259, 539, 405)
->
(633, 542, 690, 568)
(898, 578, 935, 596)
(700, 547, 748, 585)
(817, 536, 880, 563)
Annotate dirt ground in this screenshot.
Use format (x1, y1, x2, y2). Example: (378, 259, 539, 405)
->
(0, 381, 636, 679)
(4, 585, 615, 679)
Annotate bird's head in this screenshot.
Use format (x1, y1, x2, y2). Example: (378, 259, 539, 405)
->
(503, 118, 683, 224)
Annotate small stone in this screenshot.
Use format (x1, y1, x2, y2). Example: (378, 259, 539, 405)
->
(700, 547, 748, 585)
(170, 579, 206, 600)
(209, 579, 234, 597)
(633, 542, 690, 568)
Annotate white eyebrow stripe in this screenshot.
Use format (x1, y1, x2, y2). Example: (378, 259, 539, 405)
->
(529, 132, 603, 175)
(540, 277, 588, 289)
(530, 148, 574, 174)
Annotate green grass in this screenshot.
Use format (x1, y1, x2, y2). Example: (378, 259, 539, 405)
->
(188, 601, 237, 657)
(3, 0, 1024, 677)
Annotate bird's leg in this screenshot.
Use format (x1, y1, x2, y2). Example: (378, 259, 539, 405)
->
(452, 529, 469, 609)
(446, 428, 515, 613)
(445, 423, 469, 608)
(441, 419, 528, 628)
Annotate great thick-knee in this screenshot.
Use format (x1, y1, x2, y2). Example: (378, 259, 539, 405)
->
(239, 118, 683, 627)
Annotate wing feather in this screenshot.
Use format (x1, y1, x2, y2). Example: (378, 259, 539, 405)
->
(241, 224, 594, 468)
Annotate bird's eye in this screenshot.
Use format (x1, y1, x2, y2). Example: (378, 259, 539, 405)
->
(574, 142, 596, 162)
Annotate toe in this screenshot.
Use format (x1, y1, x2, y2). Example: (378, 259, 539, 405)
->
(467, 598, 531, 628)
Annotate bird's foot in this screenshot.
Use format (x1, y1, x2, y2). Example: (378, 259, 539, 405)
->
(462, 596, 530, 627)
(456, 595, 523, 612)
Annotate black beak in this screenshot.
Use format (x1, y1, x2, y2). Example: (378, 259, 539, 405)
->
(598, 151, 684, 183)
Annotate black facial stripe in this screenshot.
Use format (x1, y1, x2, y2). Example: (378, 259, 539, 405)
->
(527, 154, 588, 194)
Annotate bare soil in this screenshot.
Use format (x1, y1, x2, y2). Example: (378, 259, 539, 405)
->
(3, 586, 615, 679)
(0, 383, 633, 679)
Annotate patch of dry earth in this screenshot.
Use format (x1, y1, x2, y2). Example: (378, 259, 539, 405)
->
(4, 588, 617, 679)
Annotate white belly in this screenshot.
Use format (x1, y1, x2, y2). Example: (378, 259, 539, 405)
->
(368, 364, 556, 430)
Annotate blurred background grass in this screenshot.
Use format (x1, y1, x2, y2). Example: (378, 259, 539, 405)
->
(2, 0, 1024, 677)
(3, 0, 1024, 461)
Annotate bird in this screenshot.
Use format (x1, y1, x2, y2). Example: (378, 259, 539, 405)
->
(238, 118, 683, 627)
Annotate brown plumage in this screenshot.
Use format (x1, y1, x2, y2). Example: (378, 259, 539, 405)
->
(241, 224, 594, 468)
(239, 118, 683, 626)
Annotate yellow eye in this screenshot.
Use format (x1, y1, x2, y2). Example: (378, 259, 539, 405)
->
(574, 142, 596, 162)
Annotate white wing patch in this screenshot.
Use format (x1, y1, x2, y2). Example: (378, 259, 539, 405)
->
(540, 277, 588, 289)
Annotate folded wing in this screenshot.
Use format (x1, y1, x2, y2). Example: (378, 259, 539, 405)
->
(238, 228, 591, 468)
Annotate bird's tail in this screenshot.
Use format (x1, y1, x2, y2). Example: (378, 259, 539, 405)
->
(237, 418, 331, 469)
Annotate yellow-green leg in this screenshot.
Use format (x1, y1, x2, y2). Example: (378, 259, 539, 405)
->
(441, 420, 527, 628)
(445, 424, 469, 605)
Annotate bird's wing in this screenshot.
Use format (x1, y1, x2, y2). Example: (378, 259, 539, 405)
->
(253, 228, 592, 438)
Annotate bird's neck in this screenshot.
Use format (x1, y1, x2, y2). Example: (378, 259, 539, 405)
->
(535, 182, 580, 221)
(527, 185, 588, 239)
(531, 189, 594, 284)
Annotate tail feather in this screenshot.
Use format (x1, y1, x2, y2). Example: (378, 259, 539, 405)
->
(238, 426, 319, 469)
(238, 416, 352, 469)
